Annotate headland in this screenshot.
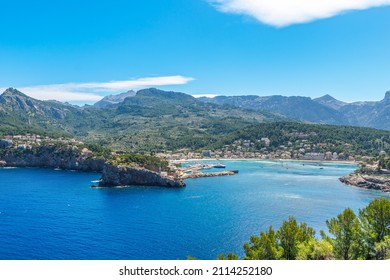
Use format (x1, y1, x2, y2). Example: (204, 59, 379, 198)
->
(0, 138, 185, 188)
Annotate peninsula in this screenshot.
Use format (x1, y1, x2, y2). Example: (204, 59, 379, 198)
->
(340, 172, 390, 192)
(339, 159, 390, 192)
(0, 136, 185, 188)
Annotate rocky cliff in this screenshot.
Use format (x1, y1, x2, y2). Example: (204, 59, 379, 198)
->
(99, 164, 185, 188)
(0, 146, 105, 172)
(339, 172, 390, 192)
(0, 145, 185, 188)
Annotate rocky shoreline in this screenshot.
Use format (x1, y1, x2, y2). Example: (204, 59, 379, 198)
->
(0, 146, 185, 188)
(6, 144, 390, 191)
(99, 164, 185, 188)
(339, 172, 390, 192)
(0, 147, 105, 172)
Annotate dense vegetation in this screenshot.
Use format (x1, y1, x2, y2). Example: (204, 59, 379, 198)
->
(379, 156, 390, 170)
(216, 198, 390, 260)
(2, 88, 390, 156)
(207, 122, 390, 157)
(2, 88, 390, 260)
(0, 141, 170, 172)
(0, 88, 287, 152)
(108, 153, 170, 172)
(0, 111, 69, 138)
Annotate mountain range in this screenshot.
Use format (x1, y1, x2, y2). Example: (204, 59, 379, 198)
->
(0, 87, 389, 152)
(0, 88, 287, 151)
(92, 90, 136, 108)
(199, 91, 390, 130)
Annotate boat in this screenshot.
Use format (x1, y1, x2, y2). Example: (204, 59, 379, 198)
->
(213, 163, 226, 168)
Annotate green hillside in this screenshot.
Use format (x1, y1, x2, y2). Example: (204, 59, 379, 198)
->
(0, 88, 289, 151)
(1, 88, 389, 158)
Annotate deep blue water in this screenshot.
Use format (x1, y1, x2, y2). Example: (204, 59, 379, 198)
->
(0, 161, 389, 260)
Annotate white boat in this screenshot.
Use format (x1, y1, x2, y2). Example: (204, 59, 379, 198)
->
(188, 163, 214, 170)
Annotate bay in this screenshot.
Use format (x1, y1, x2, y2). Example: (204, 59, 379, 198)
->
(0, 160, 388, 260)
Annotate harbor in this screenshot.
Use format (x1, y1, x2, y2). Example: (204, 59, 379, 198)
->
(176, 161, 239, 179)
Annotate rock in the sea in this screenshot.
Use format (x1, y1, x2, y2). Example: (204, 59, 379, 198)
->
(339, 172, 390, 192)
(0, 145, 185, 188)
(99, 164, 185, 188)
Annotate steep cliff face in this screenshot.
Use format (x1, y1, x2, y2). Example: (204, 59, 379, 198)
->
(0, 145, 185, 187)
(99, 164, 185, 188)
(0, 146, 105, 172)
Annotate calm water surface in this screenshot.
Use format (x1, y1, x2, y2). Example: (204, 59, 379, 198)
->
(0, 161, 388, 259)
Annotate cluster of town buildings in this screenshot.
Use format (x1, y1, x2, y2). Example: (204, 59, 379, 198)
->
(2, 134, 380, 163)
(157, 137, 358, 162)
(0, 134, 84, 150)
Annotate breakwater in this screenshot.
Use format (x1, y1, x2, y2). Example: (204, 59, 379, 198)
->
(181, 170, 238, 179)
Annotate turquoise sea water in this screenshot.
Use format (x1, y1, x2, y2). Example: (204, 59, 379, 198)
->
(0, 161, 389, 260)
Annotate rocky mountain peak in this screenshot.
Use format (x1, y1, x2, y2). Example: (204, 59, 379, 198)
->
(313, 94, 346, 110)
(384, 91, 390, 101)
(135, 88, 197, 102)
(0, 87, 33, 104)
(1, 87, 29, 98)
(93, 90, 136, 108)
(318, 94, 336, 101)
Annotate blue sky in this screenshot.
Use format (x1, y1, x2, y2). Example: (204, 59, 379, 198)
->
(0, 0, 389, 104)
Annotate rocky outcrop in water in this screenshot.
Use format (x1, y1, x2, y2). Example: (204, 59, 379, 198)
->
(339, 172, 390, 192)
(0, 145, 185, 188)
(99, 164, 185, 188)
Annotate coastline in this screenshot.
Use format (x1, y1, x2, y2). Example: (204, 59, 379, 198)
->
(170, 158, 358, 165)
(0, 153, 385, 260)
(340, 172, 390, 193)
(0, 146, 185, 188)
(2, 148, 372, 191)
(172, 158, 390, 193)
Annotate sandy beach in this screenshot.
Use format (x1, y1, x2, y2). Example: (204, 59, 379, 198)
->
(170, 158, 357, 165)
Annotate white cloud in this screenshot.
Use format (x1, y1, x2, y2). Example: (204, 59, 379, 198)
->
(17, 87, 103, 103)
(2, 75, 194, 104)
(209, 0, 390, 27)
(192, 94, 220, 98)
